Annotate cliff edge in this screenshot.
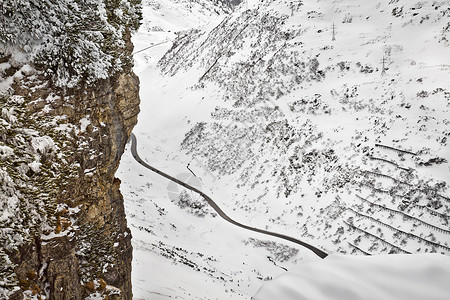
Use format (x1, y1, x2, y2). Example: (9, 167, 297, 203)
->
(0, 1, 141, 299)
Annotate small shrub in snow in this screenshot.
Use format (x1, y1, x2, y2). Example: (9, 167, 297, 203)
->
(174, 190, 211, 217)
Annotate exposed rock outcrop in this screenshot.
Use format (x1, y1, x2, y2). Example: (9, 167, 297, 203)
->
(0, 2, 141, 299)
(1, 57, 139, 300)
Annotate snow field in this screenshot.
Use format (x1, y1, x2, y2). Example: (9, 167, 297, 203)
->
(119, 0, 450, 298)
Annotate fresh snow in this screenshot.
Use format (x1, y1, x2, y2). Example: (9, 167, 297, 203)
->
(254, 253, 450, 300)
(79, 117, 91, 133)
(118, 0, 450, 299)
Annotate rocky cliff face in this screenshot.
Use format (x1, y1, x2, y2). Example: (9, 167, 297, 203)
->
(6, 70, 139, 300)
(0, 2, 141, 299)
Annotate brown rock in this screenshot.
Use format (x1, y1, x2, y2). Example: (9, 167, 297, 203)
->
(7, 50, 139, 300)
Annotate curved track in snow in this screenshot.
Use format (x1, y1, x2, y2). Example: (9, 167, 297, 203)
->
(129, 133, 328, 259)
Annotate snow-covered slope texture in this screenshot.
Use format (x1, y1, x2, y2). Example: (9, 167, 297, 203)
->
(132, 0, 241, 75)
(254, 253, 450, 300)
(121, 1, 326, 299)
(157, 0, 450, 256)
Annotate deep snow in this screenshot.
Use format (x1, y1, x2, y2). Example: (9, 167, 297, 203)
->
(254, 253, 450, 300)
(118, 0, 450, 298)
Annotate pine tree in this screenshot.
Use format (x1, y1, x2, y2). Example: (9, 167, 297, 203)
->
(0, 0, 142, 88)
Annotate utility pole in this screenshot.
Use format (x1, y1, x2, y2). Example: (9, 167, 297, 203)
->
(381, 56, 387, 76)
(332, 23, 336, 41)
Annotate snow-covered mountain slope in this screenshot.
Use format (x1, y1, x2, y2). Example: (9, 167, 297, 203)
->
(156, 0, 450, 254)
(118, 0, 450, 298)
(132, 0, 243, 74)
(121, 2, 306, 299)
(254, 253, 450, 300)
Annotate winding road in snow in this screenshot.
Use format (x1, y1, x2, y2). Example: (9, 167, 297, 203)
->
(130, 133, 328, 259)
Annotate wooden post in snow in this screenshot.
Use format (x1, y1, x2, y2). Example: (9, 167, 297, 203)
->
(381, 56, 387, 76)
(332, 23, 336, 41)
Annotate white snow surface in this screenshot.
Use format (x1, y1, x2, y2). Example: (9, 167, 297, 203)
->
(254, 253, 450, 300)
(118, 0, 450, 299)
